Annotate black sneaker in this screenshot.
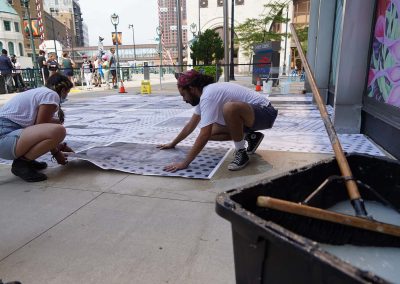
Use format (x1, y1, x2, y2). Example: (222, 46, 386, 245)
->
(11, 158, 47, 182)
(245, 132, 264, 154)
(228, 149, 249, 171)
(28, 160, 48, 170)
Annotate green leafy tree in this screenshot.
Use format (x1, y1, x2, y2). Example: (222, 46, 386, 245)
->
(190, 29, 224, 65)
(236, 1, 289, 57)
(295, 26, 309, 53)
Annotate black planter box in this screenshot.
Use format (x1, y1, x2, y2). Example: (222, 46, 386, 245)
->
(216, 154, 400, 284)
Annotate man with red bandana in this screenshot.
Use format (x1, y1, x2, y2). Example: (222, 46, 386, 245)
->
(158, 69, 278, 171)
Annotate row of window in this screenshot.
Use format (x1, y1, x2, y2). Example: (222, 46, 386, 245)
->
(0, 41, 24, 56)
(3, 20, 20, 32)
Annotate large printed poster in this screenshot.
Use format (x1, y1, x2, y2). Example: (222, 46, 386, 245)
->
(367, 0, 400, 107)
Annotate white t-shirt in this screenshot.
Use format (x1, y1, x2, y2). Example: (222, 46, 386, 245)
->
(194, 82, 270, 128)
(0, 87, 59, 127)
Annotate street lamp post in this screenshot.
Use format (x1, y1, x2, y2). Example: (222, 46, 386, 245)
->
(283, 4, 289, 75)
(189, 23, 197, 66)
(111, 13, 120, 86)
(20, 0, 39, 86)
(128, 24, 137, 66)
(50, 8, 58, 60)
(156, 26, 163, 89)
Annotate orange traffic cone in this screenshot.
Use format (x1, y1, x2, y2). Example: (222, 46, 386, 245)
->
(255, 77, 262, 92)
(119, 80, 127, 93)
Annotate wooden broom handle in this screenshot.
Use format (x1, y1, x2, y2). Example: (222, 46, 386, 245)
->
(257, 196, 400, 237)
(290, 24, 360, 201)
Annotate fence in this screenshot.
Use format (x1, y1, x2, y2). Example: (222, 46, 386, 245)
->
(0, 63, 305, 94)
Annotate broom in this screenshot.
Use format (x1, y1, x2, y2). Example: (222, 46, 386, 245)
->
(256, 24, 400, 246)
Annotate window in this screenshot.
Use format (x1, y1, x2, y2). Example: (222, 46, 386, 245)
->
(14, 22, 19, 32)
(8, 42, 14, 56)
(235, 0, 244, 5)
(217, 0, 223, 7)
(4, 21, 11, 31)
(19, 43, 24, 56)
(0, 42, 3, 50)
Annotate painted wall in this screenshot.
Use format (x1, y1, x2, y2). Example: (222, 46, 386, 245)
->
(367, 0, 400, 108)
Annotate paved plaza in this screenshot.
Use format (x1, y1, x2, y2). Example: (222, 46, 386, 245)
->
(0, 75, 389, 283)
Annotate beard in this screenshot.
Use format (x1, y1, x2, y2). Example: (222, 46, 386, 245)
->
(189, 95, 200, 106)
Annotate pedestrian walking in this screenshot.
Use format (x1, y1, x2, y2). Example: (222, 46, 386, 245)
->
(0, 73, 74, 182)
(61, 51, 75, 86)
(158, 69, 278, 171)
(37, 50, 49, 83)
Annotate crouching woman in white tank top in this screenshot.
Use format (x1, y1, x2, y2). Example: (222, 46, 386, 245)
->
(0, 73, 74, 182)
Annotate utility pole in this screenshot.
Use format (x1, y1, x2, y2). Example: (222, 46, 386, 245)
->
(223, 0, 229, 82)
(176, 0, 183, 72)
(229, 0, 235, 80)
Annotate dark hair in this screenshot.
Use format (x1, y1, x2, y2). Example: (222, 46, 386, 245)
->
(45, 73, 73, 124)
(2, 49, 7, 55)
(39, 50, 45, 55)
(179, 73, 214, 92)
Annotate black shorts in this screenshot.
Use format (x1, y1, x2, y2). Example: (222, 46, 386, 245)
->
(245, 103, 278, 132)
(111, 70, 116, 77)
(64, 69, 73, 77)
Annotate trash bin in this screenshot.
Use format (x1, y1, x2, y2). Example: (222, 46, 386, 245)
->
(216, 154, 400, 284)
(262, 80, 272, 95)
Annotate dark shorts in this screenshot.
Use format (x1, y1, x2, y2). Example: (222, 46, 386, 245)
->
(110, 70, 116, 77)
(64, 69, 73, 77)
(245, 103, 278, 132)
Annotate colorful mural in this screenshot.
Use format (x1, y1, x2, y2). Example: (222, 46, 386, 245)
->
(367, 0, 400, 107)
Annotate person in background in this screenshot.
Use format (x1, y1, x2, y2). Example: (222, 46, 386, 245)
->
(158, 69, 278, 172)
(81, 55, 92, 90)
(47, 53, 59, 77)
(98, 58, 104, 85)
(61, 51, 75, 86)
(109, 48, 117, 89)
(37, 50, 49, 83)
(11, 55, 26, 92)
(0, 49, 15, 93)
(0, 73, 74, 182)
(102, 54, 110, 89)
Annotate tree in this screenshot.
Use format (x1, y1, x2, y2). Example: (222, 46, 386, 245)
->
(235, 2, 289, 58)
(295, 26, 309, 53)
(190, 29, 224, 65)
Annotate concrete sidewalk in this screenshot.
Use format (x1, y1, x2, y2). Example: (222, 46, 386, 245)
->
(0, 77, 328, 284)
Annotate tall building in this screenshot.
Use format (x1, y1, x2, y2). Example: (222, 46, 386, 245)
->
(158, 0, 188, 64)
(72, 0, 83, 47)
(43, 0, 84, 47)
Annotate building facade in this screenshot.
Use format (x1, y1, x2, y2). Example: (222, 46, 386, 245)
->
(185, 0, 310, 73)
(0, 0, 31, 67)
(158, 0, 188, 64)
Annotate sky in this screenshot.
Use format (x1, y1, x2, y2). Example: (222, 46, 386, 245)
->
(78, 0, 159, 47)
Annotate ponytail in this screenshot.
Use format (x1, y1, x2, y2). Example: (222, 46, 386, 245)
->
(45, 73, 73, 124)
